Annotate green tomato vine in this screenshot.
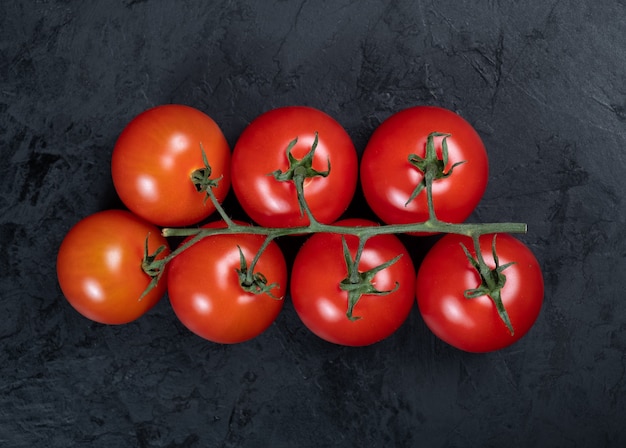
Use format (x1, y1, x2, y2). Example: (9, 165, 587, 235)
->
(142, 132, 527, 334)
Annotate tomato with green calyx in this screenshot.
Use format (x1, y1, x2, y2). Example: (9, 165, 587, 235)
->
(290, 218, 415, 346)
(111, 104, 231, 227)
(360, 106, 488, 230)
(56, 210, 170, 325)
(167, 221, 287, 344)
(231, 106, 358, 228)
(416, 233, 543, 353)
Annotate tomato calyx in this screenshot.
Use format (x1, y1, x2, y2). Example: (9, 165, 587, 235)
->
(235, 243, 282, 299)
(269, 132, 330, 221)
(270, 132, 331, 183)
(338, 236, 402, 321)
(406, 132, 466, 217)
(190, 144, 223, 202)
(140, 234, 169, 300)
(461, 234, 516, 335)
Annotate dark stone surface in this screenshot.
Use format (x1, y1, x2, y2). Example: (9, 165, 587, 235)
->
(1, 1, 625, 447)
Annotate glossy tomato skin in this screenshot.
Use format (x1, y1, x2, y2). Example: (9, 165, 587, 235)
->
(290, 218, 416, 346)
(416, 233, 544, 353)
(231, 106, 358, 227)
(167, 221, 287, 344)
(360, 106, 488, 227)
(56, 210, 170, 325)
(111, 104, 231, 227)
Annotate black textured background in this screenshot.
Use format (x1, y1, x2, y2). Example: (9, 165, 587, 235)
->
(2, 1, 625, 447)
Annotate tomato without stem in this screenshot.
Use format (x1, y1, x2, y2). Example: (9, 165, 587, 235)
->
(111, 104, 231, 227)
(231, 106, 358, 227)
(56, 210, 170, 325)
(167, 221, 287, 344)
(416, 233, 544, 353)
(290, 219, 416, 346)
(360, 106, 488, 227)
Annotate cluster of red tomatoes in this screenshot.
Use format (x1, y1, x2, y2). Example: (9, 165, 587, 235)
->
(56, 104, 544, 353)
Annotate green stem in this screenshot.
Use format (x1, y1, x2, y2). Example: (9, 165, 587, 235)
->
(351, 236, 368, 283)
(205, 183, 236, 228)
(425, 168, 438, 223)
(293, 170, 319, 226)
(162, 220, 527, 239)
(246, 235, 275, 284)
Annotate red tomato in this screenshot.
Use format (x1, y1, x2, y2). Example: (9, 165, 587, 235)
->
(231, 106, 358, 227)
(56, 210, 170, 325)
(416, 233, 544, 353)
(167, 221, 287, 344)
(290, 218, 415, 346)
(360, 106, 488, 227)
(111, 104, 231, 227)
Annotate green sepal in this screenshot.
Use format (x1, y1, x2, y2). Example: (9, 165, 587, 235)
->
(139, 233, 168, 301)
(270, 132, 331, 182)
(461, 235, 516, 335)
(338, 236, 402, 321)
(190, 143, 223, 203)
(405, 132, 466, 206)
(235, 246, 281, 299)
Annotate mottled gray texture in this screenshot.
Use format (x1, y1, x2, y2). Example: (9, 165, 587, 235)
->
(1, 1, 625, 447)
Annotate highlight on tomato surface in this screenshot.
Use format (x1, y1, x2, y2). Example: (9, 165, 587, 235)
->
(111, 104, 231, 227)
(56, 210, 170, 325)
(290, 218, 416, 347)
(166, 221, 287, 344)
(231, 106, 358, 228)
(416, 233, 544, 353)
(360, 106, 488, 230)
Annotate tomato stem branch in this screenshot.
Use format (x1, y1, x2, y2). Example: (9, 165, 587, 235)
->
(162, 220, 527, 239)
(352, 236, 368, 282)
(425, 169, 439, 223)
(247, 235, 275, 281)
(205, 183, 236, 228)
(293, 171, 320, 226)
